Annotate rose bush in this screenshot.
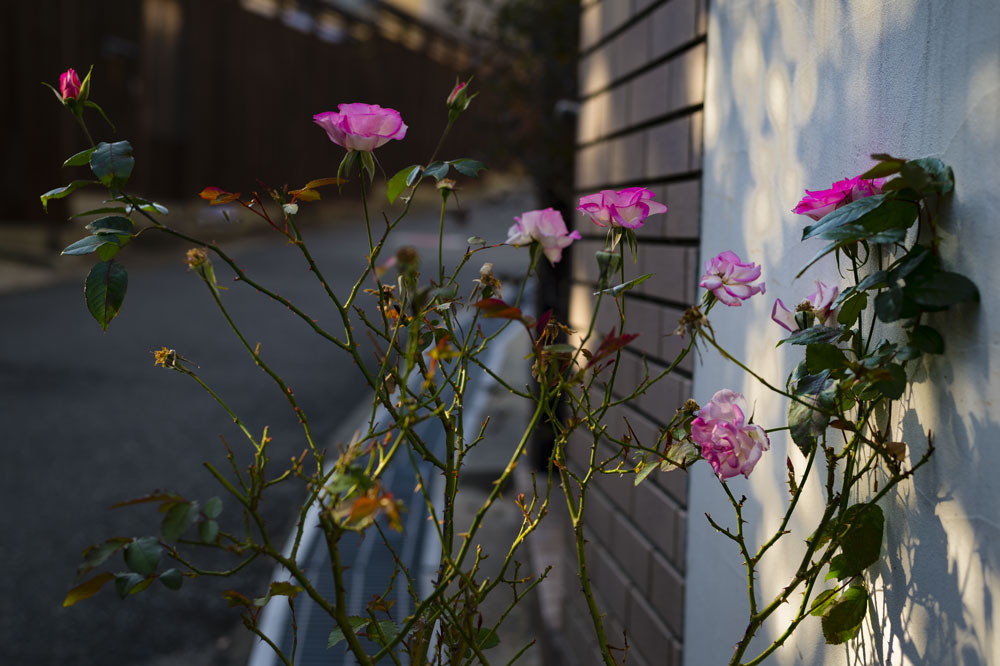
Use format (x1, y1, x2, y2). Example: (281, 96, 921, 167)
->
(505, 207, 581, 264)
(576, 187, 667, 229)
(699, 250, 766, 306)
(313, 103, 408, 152)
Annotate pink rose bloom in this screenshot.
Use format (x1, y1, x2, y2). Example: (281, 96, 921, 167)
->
(699, 251, 765, 306)
(793, 175, 886, 221)
(313, 103, 407, 152)
(690, 389, 770, 480)
(576, 187, 667, 229)
(60, 68, 82, 100)
(505, 208, 581, 265)
(771, 281, 841, 332)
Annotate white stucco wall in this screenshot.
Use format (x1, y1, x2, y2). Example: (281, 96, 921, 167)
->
(686, 2, 1000, 665)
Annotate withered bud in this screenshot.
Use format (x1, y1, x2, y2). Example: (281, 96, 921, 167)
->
(437, 178, 458, 191)
(682, 398, 700, 413)
(185, 247, 209, 269)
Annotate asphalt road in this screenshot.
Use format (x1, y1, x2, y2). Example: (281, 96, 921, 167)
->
(0, 189, 534, 666)
(1, 215, 400, 665)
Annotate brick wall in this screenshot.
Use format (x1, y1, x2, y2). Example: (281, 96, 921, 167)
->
(563, 1, 707, 664)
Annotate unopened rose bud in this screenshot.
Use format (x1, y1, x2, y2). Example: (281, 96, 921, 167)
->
(60, 68, 82, 101)
(446, 80, 468, 107)
(446, 78, 476, 123)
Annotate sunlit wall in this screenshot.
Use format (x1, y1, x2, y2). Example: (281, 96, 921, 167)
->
(687, 2, 1000, 665)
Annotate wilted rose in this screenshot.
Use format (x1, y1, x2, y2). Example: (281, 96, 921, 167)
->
(793, 175, 885, 221)
(313, 103, 407, 152)
(699, 251, 765, 306)
(690, 389, 770, 480)
(505, 208, 581, 265)
(771, 281, 840, 332)
(576, 187, 667, 230)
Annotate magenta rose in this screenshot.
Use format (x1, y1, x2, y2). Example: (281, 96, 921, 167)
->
(699, 251, 765, 306)
(313, 103, 408, 152)
(771, 281, 841, 332)
(60, 68, 82, 101)
(506, 208, 581, 265)
(690, 389, 770, 480)
(576, 187, 668, 230)
(793, 175, 885, 221)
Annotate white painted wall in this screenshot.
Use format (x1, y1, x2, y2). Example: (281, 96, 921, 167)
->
(686, 2, 1000, 665)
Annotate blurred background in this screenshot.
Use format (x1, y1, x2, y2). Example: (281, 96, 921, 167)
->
(1, 1, 578, 664)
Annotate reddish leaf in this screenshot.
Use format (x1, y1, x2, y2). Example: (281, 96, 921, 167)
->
(474, 298, 524, 321)
(63, 572, 114, 607)
(302, 177, 346, 189)
(198, 187, 240, 205)
(586, 327, 639, 368)
(111, 491, 185, 509)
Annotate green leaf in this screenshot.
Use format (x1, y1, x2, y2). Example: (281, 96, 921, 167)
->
(825, 554, 852, 581)
(874, 285, 904, 322)
(62, 233, 121, 257)
(906, 271, 979, 309)
(108, 196, 169, 215)
(204, 496, 223, 519)
(159, 568, 184, 590)
(821, 585, 869, 645)
(872, 362, 907, 400)
(71, 206, 130, 218)
(124, 536, 162, 576)
(63, 572, 114, 607)
(85, 260, 128, 331)
(593, 273, 653, 296)
(64, 147, 98, 167)
(367, 620, 399, 645)
(910, 325, 944, 354)
(449, 158, 488, 177)
(837, 292, 867, 327)
(839, 504, 884, 574)
(199, 519, 219, 544)
(806, 343, 847, 374)
(634, 459, 659, 486)
(809, 589, 839, 617)
(84, 215, 134, 234)
(328, 617, 368, 648)
(476, 627, 501, 649)
(406, 165, 424, 186)
(40, 180, 98, 210)
(423, 161, 450, 181)
(900, 158, 954, 194)
(78, 537, 131, 575)
(83, 100, 117, 131)
(784, 326, 843, 346)
(161, 502, 198, 541)
(788, 396, 830, 455)
(802, 195, 889, 241)
(387, 165, 420, 204)
(114, 572, 152, 598)
(89, 141, 135, 189)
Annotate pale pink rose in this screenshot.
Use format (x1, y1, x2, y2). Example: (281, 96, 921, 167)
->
(690, 389, 770, 480)
(313, 103, 407, 152)
(505, 208, 581, 265)
(576, 187, 667, 230)
(60, 68, 82, 100)
(793, 175, 886, 221)
(699, 251, 765, 306)
(771, 281, 841, 332)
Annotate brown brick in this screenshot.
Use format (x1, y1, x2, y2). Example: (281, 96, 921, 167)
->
(576, 140, 612, 189)
(651, 0, 696, 59)
(638, 244, 688, 302)
(620, 298, 661, 357)
(610, 131, 647, 183)
(606, 85, 631, 135)
(650, 551, 685, 636)
(689, 109, 704, 171)
(611, 21, 650, 81)
(580, 47, 613, 96)
(696, 0, 708, 35)
(684, 246, 700, 301)
(669, 42, 706, 110)
(577, 91, 609, 144)
(634, 480, 681, 559)
(589, 536, 630, 623)
(629, 60, 671, 125)
(645, 118, 691, 178)
(653, 457, 688, 506)
(599, 0, 633, 40)
(629, 592, 678, 666)
(579, 1, 603, 51)
(611, 516, 652, 588)
(584, 480, 618, 540)
(664, 179, 701, 238)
